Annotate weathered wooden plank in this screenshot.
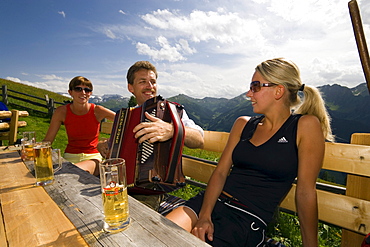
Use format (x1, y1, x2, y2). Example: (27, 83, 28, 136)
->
(323, 142, 370, 177)
(182, 156, 216, 184)
(0, 203, 7, 247)
(0, 111, 29, 119)
(279, 184, 370, 235)
(196, 132, 370, 177)
(194, 131, 370, 177)
(0, 151, 87, 247)
(341, 133, 370, 247)
(0, 110, 19, 145)
(101, 121, 113, 134)
(183, 142, 370, 183)
(46, 162, 210, 247)
(203, 130, 228, 153)
(0, 121, 27, 130)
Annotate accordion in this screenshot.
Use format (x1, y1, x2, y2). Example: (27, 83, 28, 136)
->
(108, 96, 186, 195)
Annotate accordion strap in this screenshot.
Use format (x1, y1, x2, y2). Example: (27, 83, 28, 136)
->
(165, 101, 185, 183)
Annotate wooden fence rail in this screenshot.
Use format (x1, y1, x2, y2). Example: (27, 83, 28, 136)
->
(1, 85, 65, 117)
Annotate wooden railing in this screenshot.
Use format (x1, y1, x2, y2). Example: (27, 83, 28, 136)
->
(1, 85, 65, 117)
(100, 122, 370, 246)
(0, 110, 29, 145)
(182, 131, 370, 247)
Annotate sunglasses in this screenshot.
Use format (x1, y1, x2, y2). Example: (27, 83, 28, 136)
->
(73, 87, 92, 93)
(249, 81, 277, 93)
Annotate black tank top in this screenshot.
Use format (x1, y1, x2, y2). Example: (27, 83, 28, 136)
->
(223, 114, 302, 223)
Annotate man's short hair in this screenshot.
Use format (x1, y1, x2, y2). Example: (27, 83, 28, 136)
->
(126, 61, 158, 85)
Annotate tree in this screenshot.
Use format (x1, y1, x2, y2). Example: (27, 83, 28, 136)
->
(128, 96, 137, 107)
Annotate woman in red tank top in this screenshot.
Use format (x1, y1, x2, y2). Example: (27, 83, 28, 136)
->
(43, 76, 115, 175)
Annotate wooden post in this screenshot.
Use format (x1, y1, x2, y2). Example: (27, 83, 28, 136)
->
(2, 85, 8, 105)
(48, 98, 55, 117)
(348, 0, 370, 94)
(8, 109, 19, 145)
(45, 95, 55, 117)
(341, 133, 370, 246)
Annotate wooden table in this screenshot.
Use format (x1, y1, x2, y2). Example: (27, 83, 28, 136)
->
(0, 150, 210, 247)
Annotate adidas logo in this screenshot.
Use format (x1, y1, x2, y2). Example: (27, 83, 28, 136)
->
(277, 137, 288, 143)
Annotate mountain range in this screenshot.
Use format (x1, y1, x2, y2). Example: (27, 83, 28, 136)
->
(97, 83, 370, 144)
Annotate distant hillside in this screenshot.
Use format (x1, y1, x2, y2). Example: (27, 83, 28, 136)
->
(0, 78, 71, 103)
(1, 77, 369, 143)
(168, 83, 370, 143)
(90, 95, 129, 112)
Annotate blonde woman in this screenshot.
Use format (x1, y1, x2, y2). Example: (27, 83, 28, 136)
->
(166, 58, 333, 247)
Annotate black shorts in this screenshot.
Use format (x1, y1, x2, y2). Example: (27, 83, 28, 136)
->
(184, 191, 267, 247)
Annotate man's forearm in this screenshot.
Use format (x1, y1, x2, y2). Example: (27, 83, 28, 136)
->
(184, 127, 204, 149)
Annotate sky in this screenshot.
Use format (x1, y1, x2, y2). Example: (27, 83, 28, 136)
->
(1, 0, 370, 99)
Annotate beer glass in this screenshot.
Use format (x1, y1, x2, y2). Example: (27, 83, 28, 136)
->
(99, 158, 130, 232)
(21, 131, 36, 161)
(33, 141, 62, 186)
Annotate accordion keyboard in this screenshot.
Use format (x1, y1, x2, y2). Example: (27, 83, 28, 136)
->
(141, 141, 154, 164)
(139, 109, 156, 164)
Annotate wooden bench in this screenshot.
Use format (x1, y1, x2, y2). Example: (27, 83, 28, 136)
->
(100, 121, 370, 246)
(100, 121, 113, 135)
(182, 131, 370, 247)
(0, 110, 29, 145)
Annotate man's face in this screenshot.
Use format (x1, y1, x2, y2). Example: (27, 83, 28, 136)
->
(128, 69, 157, 105)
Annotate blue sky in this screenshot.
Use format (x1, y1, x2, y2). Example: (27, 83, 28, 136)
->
(1, 0, 370, 99)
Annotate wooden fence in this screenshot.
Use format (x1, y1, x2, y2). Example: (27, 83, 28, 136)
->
(1, 85, 65, 117)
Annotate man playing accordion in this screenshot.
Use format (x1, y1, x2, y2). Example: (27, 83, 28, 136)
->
(98, 61, 204, 210)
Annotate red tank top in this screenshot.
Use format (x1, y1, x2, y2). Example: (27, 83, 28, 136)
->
(64, 103, 100, 154)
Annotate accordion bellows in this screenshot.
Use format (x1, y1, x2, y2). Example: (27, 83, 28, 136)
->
(108, 96, 186, 195)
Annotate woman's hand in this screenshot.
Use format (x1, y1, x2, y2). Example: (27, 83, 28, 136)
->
(97, 139, 109, 158)
(191, 218, 214, 242)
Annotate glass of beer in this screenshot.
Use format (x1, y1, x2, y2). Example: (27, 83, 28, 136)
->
(33, 141, 62, 186)
(21, 131, 36, 161)
(99, 158, 130, 233)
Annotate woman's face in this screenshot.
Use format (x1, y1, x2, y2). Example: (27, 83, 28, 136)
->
(246, 72, 277, 114)
(68, 84, 92, 103)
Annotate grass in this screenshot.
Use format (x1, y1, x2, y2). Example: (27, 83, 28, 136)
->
(13, 112, 69, 151)
(1, 78, 343, 246)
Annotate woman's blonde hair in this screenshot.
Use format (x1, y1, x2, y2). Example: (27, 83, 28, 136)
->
(256, 58, 334, 142)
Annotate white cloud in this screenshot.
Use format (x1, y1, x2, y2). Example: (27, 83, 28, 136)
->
(58, 11, 66, 18)
(6, 74, 73, 94)
(178, 39, 196, 55)
(155, 62, 248, 99)
(114, 0, 367, 97)
(36, 74, 64, 81)
(6, 77, 22, 83)
(4, 0, 370, 101)
(140, 9, 265, 46)
(104, 29, 116, 39)
(136, 36, 187, 62)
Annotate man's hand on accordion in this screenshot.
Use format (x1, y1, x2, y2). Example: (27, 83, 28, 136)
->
(133, 112, 174, 144)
